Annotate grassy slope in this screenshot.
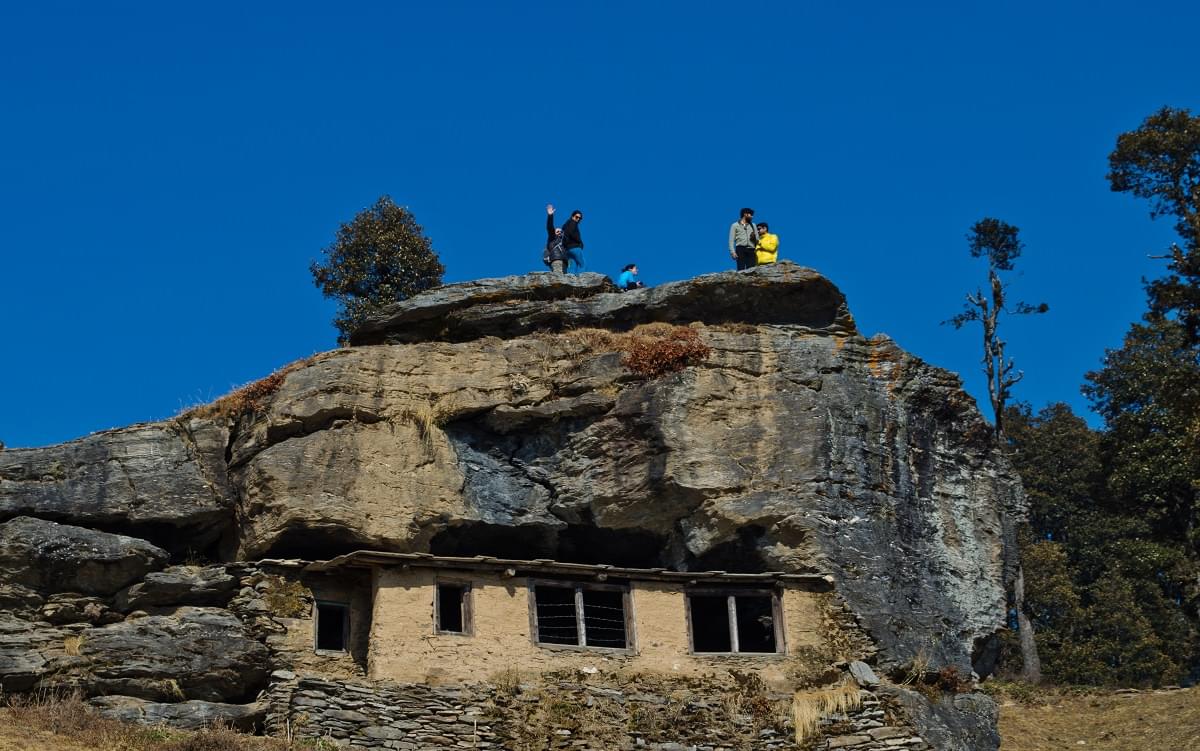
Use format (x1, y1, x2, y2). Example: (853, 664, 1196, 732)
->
(997, 686, 1200, 751)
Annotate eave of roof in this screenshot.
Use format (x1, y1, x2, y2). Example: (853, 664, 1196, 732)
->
(277, 550, 834, 588)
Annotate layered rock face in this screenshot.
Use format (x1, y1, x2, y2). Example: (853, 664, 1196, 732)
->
(229, 265, 1021, 674)
(0, 263, 1023, 749)
(0, 420, 233, 551)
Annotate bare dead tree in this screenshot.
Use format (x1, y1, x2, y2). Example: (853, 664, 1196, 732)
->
(946, 218, 1048, 439)
(946, 217, 1048, 684)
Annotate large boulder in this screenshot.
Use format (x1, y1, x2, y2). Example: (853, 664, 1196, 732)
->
(88, 695, 265, 731)
(352, 271, 618, 345)
(0, 418, 234, 551)
(113, 565, 239, 611)
(881, 686, 1002, 751)
(66, 607, 267, 702)
(0, 517, 168, 596)
(350, 263, 854, 344)
(0, 607, 269, 702)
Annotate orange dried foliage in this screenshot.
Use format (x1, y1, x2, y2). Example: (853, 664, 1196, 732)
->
(182, 357, 315, 420)
(620, 327, 711, 378)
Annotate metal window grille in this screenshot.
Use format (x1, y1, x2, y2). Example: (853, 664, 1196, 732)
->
(532, 583, 629, 650)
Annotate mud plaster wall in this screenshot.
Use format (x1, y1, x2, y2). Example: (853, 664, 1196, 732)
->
(267, 571, 373, 678)
(364, 567, 825, 686)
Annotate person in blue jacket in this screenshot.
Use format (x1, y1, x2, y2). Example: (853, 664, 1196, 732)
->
(617, 264, 643, 290)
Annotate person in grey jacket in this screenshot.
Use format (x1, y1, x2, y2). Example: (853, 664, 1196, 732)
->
(729, 208, 759, 270)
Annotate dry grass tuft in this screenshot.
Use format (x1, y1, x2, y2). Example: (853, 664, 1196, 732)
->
(791, 679, 863, 744)
(551, 323, 711, 379)
(63, 635, 85, 656)
(395, 394, 461, 454)
(489, 666, 522, 697)
(182, 357, 317, 421)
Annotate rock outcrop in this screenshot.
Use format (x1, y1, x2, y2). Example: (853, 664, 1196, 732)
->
(114, 565, 240, 610)
(0, 420, 233, 551)
(1, 607, 269, 701)
(0, 263, 1023, 749)
(351, 265, 854, 344)
(0, 517, 168, 595)
(88, 695, 265, 731)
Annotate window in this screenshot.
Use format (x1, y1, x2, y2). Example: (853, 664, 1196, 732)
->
(687, 592, 781, 654)
(531, 583, 630, 650)
(436, 582, 471, 635)
(314, 601, 349, 652)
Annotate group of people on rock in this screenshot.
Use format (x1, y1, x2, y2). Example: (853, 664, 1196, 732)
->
(728, 207, 779, 270)
(541, 204, 780, 288)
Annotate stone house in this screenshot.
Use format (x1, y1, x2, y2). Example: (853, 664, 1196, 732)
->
(275, 551, 835, 686)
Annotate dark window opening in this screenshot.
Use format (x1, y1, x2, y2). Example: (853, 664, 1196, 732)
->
(315, 602, 349, 652)
(533, 584, 628, 649)
(688, 592, 779, 654)
(534, 585, 579, 645)
(735, 595, 777, 653)
(583, 589, 628, 649)
(437, 583, 469, 634)
(689, 595, 733, 652)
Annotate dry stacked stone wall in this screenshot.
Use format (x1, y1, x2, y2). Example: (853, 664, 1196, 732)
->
(264, 673, 930, 750)
(265, 675, 497, 749)
(811, 690, 928, 751)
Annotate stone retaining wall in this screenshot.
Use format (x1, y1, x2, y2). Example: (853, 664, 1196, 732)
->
(264, 673, 932, 750)
(264, 675, 497, 749)
(812, 690, 928, 751)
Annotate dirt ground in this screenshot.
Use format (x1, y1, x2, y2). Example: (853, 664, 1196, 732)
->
(997, 686, 1200, 751)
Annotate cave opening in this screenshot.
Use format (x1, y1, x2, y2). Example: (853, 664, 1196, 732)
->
(260, 527, 375, 562)
(555, 525, 666, 568)
(429, 523, 557, 560)
(428, 521, 668, 568)
(687, 525, 770, 573)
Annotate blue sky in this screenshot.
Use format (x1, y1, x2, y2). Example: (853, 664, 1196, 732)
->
(2, 1, 1197, 448)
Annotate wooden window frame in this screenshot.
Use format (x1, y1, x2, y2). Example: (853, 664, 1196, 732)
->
(313, 600, 351, 654)
(527, 579, 636, 654)
(434, 579, 474, 636)
(684, 588, 785, 656)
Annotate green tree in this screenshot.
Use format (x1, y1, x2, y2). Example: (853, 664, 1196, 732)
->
(1004, 402, 1104, 543)
(1107, 106, 1200, 340)
(1084, 318, 1200, 550)
(311, 196, 444, 344)
(1004, 403, 1198, 686)
(994, 108, 1200, 687)
(1093, 106, 1200, 557)
(946, 218, 1048, 439)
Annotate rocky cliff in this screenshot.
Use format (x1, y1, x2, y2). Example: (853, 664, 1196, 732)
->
(0, 263, 1023, 749)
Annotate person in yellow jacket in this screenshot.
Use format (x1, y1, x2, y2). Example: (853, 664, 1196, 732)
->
(754, 222, 779, 265)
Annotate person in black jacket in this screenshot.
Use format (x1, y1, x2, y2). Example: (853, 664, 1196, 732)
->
(545, 204, 568, 273)
(561, 209, 585, 271)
